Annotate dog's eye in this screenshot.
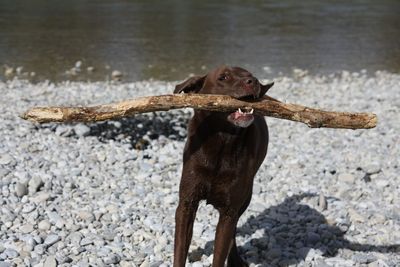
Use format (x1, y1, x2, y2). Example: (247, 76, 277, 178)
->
(218, 74, 228, 81)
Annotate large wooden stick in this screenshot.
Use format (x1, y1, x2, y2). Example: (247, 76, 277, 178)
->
(21, 94, 377, 129)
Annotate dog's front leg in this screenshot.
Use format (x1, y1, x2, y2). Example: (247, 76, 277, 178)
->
(212, 212, 239, 267)
(173, 200, 199, 267)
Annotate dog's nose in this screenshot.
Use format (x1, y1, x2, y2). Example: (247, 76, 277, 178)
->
(242, 78, 259, 97)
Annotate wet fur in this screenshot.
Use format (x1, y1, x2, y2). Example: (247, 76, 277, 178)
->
(173, 66, 273, 267)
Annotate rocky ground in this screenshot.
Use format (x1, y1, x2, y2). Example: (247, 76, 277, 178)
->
(0, 70, 399, 267)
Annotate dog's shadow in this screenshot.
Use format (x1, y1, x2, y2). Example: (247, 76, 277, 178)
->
(190, 193, 399, 266)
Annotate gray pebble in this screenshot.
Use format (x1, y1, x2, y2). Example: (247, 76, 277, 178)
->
(4, 248, 19, 259)
(363, 163, 381, 174)
(33, 235, 43, 244)
(352, 253, 377, 264)
(375, 179, 390, 188)
(75, 61, 82, 68)
(20, 223, 34, 233)
(112, 70, 123, 79)
(47, 212, 62, 225)
(97, 247, 111, 257)
(15, 182, 28, 197)
(44, 234, 61, 246)
(56, 251, 72, 264)
(348, 208, 365, 223)
(367, 259, 390, 267)
(22, 203, 36, 213)
(0, 262, 12, 267)
(55, 125, 73, 136)
(266, 248, 281, 259)
(250, 202, 265, 212)
(66, 232, 82, 246)
(31, 192, 51, 203)
(150, 261, 164, 267)
(318, 193, 327, 210)
(306, 232, 321, 244)
(191, 262, 203, 267)
(43, 255, 57, 267)
(296, 247, 311, 258)
(338, 173, 356, 183)
(34, 244, 46, 255)
(28, 176, 43, 194)
(0, 168, 11, 178)
(102, 231, 116, 241)
(80, 237, 94, 246)
(104, 253, 121, 264)
(77, 210, 94, 222)
(313, 259, 331, 267)
(71, 246, 86, 255)
(0, 154, 13, 165)
(93, 238, 105, 247)
(38, 220, 51, 231)
(139, 260, 150, 267)
(74, 124, 91, 137)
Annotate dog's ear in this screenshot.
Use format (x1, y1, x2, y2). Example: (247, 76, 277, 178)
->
(260, 81, 274, 96)
(174, 75, 206, 94)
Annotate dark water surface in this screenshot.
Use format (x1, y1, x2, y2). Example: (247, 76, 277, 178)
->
(1, 0, 399, 82)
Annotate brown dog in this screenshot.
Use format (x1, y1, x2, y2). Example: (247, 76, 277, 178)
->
(173, 66, 274, 266)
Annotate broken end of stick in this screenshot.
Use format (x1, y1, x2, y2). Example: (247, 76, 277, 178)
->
(365, 113, 378, 129)
(20, 107, 65, 123)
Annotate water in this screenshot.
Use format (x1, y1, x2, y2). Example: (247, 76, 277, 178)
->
(1, 0, 399, 82)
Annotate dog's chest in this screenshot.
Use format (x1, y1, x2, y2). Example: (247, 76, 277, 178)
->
(198, 133, 251, 171)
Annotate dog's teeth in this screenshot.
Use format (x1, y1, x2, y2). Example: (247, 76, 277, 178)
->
(238, 108, 243, 114)
(250, 109, 254, 114)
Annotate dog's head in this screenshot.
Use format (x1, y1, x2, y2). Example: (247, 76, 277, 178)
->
(174, 66, 274, 128)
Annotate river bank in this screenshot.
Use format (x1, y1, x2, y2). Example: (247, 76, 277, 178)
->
(0, 71, 399, 266)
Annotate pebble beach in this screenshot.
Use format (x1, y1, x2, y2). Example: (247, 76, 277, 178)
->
(0, 70, 399, 266)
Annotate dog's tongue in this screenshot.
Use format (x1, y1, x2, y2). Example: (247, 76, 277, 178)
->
(233, 111, 250, 120)
(228, 108, 255, 128)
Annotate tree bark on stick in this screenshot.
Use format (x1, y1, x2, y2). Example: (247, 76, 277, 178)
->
(21, 94, 377, 129)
